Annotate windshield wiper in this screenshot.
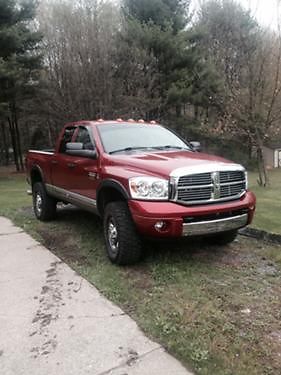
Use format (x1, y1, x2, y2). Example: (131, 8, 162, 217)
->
(109, 145, 190, 155)
(151, 145, 190, 151)
(109, 146, 151, 155)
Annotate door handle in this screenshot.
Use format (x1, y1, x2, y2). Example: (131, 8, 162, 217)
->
(67, 162, 76, 169)
(51, 160, 58, 165)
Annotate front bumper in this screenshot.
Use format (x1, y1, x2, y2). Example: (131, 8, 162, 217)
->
(182, 213, 248, 236)
(129, 191, 256, 238)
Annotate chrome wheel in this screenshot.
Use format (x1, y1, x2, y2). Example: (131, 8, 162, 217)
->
(107, 218, 119, 254)
(103, 202, 142, 265)
(35, 193, 43, 215)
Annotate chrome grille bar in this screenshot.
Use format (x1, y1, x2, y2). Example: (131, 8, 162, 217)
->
(178, 173, 212, 187)
(170, 164, 247, 205)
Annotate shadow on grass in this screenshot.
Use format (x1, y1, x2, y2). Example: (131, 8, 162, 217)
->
(39, 204, 235, 270)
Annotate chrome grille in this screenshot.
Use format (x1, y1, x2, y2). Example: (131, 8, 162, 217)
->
(178, 186, 212, 201)
(220, 171, 245, 183)
(220, 182, 246, 198)
(178, 173, 212, 187)
(175, 170, 246, 205)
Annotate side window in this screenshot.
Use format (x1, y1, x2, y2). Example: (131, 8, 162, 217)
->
(59, 127, 76, 153)
(75, 127, 95, 150)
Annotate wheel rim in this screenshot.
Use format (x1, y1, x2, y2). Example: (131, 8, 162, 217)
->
(35, 192, 43, 215)
(107, 218, 119, 255)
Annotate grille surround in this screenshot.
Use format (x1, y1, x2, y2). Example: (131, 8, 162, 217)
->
(170, 166, 247, 205)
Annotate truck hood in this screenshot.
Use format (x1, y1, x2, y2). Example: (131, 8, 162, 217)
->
(106, 150, 241, 178)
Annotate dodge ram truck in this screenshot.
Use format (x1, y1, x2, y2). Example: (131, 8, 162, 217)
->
(26, 119, 256, 265)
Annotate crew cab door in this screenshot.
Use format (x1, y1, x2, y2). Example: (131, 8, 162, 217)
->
(51, 125, 99, 202)
(69, 126, 100, 200)
(51, 126, 77, 190)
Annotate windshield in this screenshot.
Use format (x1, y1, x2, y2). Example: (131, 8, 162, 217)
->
(98, 123, 191, 154)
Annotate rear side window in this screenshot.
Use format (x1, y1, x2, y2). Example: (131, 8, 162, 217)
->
(59, 127, 76, 153)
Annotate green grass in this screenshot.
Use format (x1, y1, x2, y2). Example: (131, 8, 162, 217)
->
(1, 171, 281, 374)
(249, 170, 281, 234)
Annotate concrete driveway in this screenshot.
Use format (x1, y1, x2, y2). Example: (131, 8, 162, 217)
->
(0, 217, 192, 375)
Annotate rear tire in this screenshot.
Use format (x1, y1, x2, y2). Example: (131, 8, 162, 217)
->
(208, 230, 238, 246)
(33, 182, 57, 221)
(103, 201, 142, 265)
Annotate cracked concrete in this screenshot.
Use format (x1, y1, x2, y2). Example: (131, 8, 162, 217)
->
(0, 217, 192, 375)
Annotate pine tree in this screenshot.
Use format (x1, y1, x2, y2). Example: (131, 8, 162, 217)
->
(0, 0, 42, 170)
(120, 0, 219, 121)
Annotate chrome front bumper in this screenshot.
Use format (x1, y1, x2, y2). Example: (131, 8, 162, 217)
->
(182, 213, 248, 237)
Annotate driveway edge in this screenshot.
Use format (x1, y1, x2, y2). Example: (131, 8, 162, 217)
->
(239, 227, 281, 245)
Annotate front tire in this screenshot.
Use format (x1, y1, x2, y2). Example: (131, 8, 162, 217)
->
(103, 201, 142, 265)
(33, 182, 57, 221)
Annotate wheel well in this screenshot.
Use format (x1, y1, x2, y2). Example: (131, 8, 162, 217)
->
(97, 187, 127, 217)
(30, 168, 43, 188)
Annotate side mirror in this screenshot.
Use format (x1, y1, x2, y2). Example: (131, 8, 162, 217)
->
(66, 142, 83, 151)
(190, 141, 202, 152)
(66, 142, 97, 159)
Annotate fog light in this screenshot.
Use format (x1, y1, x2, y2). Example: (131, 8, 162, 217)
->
(155, 221, 166, 231)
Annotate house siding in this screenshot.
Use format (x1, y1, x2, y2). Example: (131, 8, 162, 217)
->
(274, 149, 281, 167)
(263, 146, 274, 169)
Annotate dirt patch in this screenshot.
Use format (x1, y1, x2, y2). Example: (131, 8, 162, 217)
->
(205, 237, 267, 269)
(0, 165, 25, 177)
(30, 261, 63, 358)
(266, 331, 281, 368)
(216, 252, 243, 267)
(122, 265, 154, 291)
(180, 241, 245, 268)
(19, 206, 34, 217)
(37, 228, 90, 266)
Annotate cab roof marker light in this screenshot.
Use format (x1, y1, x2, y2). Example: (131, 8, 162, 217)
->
(116, 118, 123, 122)
(128, 119, 135, 122)
(150, 121, 157, 124)
(138, 119, 145, 123)
(97, 118, 104, 122)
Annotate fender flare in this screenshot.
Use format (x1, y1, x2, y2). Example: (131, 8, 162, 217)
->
(96, 179, 130, 214)
(30, 164, 45, 186)
(97, 179, 130, 200)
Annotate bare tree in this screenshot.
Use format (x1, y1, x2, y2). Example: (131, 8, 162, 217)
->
(196, 0, 281, 186)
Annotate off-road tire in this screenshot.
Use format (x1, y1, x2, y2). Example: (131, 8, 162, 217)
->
(33, 182, 57, 221)
(208, 229, 238, 246)
(103, 201, 142, 265)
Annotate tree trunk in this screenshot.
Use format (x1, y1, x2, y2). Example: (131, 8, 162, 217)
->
(176, 105, 181, 117)
(13, 103, 24, 171)
(7, 117, 20, 171)
(47, 121, 53, 148)
(248, 137, 252, 161)
(1, 122, 10, 165)
(10, 102, 24, 171)
(256, 145, 269, 187)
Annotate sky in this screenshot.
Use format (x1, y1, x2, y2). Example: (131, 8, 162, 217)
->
(192, 0, 281, 29)
(239, 0, 280, 29)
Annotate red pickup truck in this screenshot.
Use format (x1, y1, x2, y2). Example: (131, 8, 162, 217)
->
(26, 120, 256, 265)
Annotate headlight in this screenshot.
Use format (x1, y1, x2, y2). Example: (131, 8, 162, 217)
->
(129, 177, 169, 200)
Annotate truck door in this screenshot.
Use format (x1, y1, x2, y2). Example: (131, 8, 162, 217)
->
(69, 126, 100, 201)
(51, 125, 99, 202)
(50, 126, 77, 190)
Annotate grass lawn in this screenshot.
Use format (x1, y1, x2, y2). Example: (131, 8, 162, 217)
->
(1, 169, 281, 375)
(249, 170, 281, 234)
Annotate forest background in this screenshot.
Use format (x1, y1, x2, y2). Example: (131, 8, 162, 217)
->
(1, 0, 281, 186)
